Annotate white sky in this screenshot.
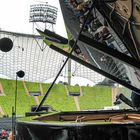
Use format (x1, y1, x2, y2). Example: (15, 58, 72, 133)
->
(0, 0, 67, 37)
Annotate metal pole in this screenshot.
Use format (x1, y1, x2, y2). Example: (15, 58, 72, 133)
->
(15, 75, 18, 116)
(68, 59, 71, 85)
(14, 75, 18, 140)
(12, 106, 15, 140)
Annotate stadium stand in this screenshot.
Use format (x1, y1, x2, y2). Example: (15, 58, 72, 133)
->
(79, 86, 112, 110)
(0, 78, 113, 115)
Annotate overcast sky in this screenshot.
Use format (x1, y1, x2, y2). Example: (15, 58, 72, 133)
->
(0, 0, 67, 37)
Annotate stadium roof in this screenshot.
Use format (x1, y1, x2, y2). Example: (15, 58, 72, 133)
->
(0, 30, 104, 84)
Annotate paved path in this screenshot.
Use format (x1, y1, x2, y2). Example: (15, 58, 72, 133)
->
(39, 83, 44, 95)
(74, 96, 80, 111)
(80, 86, 83, 96)
(65, 85, 81, 110)
(22, 81, 40, 105)
(22, 81, 29, 96)
(0, 82, 5, 96)
(64, 85, 69, 96)
(35, 96, 40, 105)
(0, 106, 4, 116)
(112, 87, 118, 105)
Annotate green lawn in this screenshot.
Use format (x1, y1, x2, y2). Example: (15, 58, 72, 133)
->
(0, 78, 113, 116)
(79, 86, 112, 110)
(15, 81, 37, 115)
(0, 78, 15, 116)
(41, 84, 76, 111)
(25, 81, 40, 92)
(66, 85, 80, 92)
(0, 79, 36, 116)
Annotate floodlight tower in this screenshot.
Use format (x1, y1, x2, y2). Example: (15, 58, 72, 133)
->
(29, 2, 58, 33)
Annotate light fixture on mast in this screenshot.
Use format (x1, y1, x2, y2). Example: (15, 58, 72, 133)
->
(29, 1, 58, 33)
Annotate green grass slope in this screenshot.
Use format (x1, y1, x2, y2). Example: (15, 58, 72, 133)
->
(0, 79, 36, 116)
(67, 85, 80, 92)
(0, 79, 15, 116)
(0, 78, 112, 116)
(41, 84, 76, 111)
(15, 81, 37, 115)
(25, 81, 40, 92)
(79, 86, 112, 110)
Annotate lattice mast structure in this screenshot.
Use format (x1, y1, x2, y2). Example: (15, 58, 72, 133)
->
(29, 1, 73, 84)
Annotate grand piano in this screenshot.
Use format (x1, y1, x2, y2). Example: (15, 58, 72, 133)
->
(16, 0, 140, 139)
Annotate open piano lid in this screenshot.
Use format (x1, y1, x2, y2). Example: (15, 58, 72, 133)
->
(58, 0, 140, 93)
(37, 0, 140, 94)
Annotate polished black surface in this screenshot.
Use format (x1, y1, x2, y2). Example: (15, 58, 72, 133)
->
(17, 110, 140, 140)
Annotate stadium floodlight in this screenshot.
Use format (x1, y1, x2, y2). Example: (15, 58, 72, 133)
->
(29, 3, 58, 24)
(0, 37, 13, 52)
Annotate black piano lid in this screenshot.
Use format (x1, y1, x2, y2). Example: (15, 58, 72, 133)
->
(58, 0, 140, 94)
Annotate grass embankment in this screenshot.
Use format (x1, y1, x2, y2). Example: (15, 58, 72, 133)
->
(15, 81, 37, 115)
(0, 79, 36, 116)
(67, 85, 80, 93)
(41, 84, 76, 111)
(25, 81, 40, 93)
(0, 78, 113, 116)
(79, 86, 112, 110)
(0, 79, 15, 116)
(25, 81, 40, 104)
